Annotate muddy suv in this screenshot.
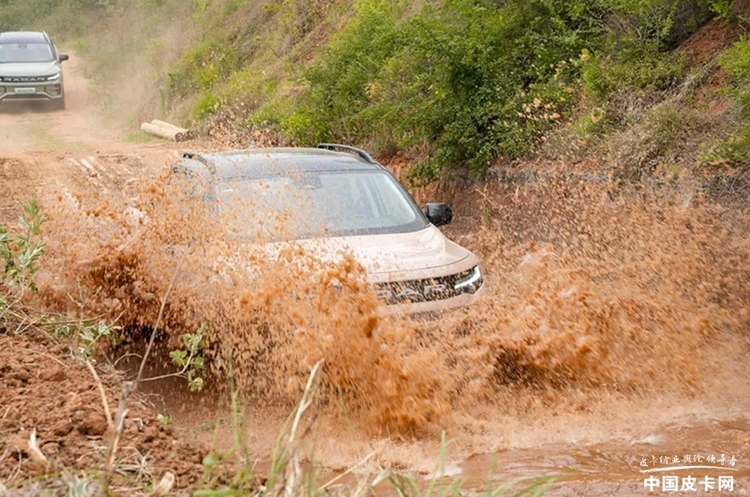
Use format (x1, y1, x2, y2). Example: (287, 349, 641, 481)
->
(169, 144, 485, 315)
(0, 31, 68, 110)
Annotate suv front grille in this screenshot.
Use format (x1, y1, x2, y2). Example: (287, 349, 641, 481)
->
(374, 266, 483, 305)
(1, 76, 48, 83)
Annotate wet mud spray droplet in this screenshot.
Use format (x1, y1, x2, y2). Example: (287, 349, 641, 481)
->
(14, 149, 750, 484)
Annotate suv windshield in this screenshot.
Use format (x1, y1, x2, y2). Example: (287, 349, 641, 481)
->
(0, 43, 54, 63)
(211, 170, 428, 241)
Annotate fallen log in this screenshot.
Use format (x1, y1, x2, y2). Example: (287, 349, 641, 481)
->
(151, 119, 189, 135)
(140, 122, 188, 142)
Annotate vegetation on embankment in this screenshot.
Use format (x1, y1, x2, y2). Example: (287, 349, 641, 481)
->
(1, 0, 749, 181)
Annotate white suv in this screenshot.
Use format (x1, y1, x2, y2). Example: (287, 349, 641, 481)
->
(169, 144, 485, 315)
(0, 31, 68, 110)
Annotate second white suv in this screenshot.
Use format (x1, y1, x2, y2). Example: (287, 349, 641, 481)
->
(0, 31, 68, 110)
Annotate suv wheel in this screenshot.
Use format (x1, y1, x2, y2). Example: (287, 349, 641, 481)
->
(52, 95, 66, 111)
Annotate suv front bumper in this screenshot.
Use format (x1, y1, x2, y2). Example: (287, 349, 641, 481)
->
(0, 78, 64, 102)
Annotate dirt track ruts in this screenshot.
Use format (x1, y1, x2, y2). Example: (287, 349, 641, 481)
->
(0, 51, 192, 224)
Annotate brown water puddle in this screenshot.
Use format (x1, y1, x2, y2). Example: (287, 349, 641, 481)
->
(458, 419, 750, 495)
(131, 291, 750, 497)
(155, 378, 750, 496)
(205, 423, 750, 495)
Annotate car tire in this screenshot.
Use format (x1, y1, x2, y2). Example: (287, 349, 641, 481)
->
(52, 94, 66, 111)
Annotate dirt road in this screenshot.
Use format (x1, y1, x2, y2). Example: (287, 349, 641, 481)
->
(2, 54, 750, 496)
(0, 52, 183, 223)
(0, 52, 120, 154)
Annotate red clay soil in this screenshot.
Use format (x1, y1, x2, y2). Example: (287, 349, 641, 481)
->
(679, 18, 746, 65)
(0, 328, 208, 495)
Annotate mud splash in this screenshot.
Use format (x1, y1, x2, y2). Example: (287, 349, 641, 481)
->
(30, 156, 750, 468)
(36, 166, 454, 434)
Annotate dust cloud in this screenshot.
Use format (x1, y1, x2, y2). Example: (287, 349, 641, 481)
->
(0, 52, 121, 154)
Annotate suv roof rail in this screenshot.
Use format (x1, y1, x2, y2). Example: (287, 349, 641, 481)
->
(317, 143, 378, 165)
(180, 150, 216, 173)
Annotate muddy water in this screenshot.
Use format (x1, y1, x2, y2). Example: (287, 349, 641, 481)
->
(29, 159, 750, 494)
(460, 419, 750, 495)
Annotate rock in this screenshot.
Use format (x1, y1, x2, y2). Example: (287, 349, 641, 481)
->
(78, 413, 108, 437)
(41, 441, 60, 456)
(51, 421, 73, 437)
(40, 366, 67, 382)
(11, 370, 31, 383)
(6, 430, 30, 455)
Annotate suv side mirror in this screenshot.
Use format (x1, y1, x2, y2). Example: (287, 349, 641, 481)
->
(424, 203, 453, 227)
(58, 53, 69, 62)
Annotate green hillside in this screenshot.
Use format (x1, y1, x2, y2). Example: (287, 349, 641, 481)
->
(1, 0, 748, 181)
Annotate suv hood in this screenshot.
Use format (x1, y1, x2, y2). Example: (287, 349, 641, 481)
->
(216, 226, 474, 283)
(285, 226, 471, 280)
(0, 61, 59, 77)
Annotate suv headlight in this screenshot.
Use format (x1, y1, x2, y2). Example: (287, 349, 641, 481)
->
(46, 72, 61, 81)
(454, 265, 483, 294)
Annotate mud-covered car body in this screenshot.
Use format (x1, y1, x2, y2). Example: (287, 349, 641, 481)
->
(168, 144, 485, 315)
(0, 31, 68, 109)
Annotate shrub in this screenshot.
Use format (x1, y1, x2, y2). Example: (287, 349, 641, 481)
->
(705, 124, 750, 170)
(719, 38, 750, 114)
(609, 102, 697, 179)
(699, 38, 750, 170)
(582, 46, 686, 103)
(604, 0, 713, 51)
(0, 0, 122, 38)
(193, 92, 222, 120)
(283, 0, 713, 179)
(287, 0, 603, 178)
(169, 40, 239, 97)
(0, 199, 47, 293)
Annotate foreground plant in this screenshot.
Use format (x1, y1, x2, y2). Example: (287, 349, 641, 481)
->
(0, 201, 208, 495)
(0, 199, 47, 292)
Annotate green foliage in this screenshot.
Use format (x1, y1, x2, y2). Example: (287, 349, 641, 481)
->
(168, 321, 208, 392)
(280, 106, 328, 143)
(581, 46, 686, 104)
(0, 0, 121, 38)
(170, 39, 239, 96)
(605, 0, 713, 50)
(286, 0, 600, 178)
(700, 123, 750, 170)
(262, 0, 335, 44)
(288, 0, 404, 144)
(719, 38, 750, 114)
(281, 0, 711, 178)
(572, 106, 609, 141)
(166, 37, 245, 119)
(708, 0, 733, 19)
(75, 320, 121, 358)
(0, 199, 47, 292)
(193, 93, 222, 120)
(2, 0, 723, 178)
(157, 413, 173, 426)
(699, 39, 750, 170)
